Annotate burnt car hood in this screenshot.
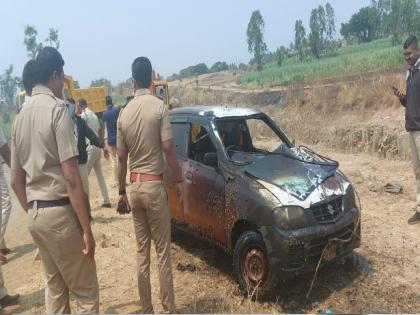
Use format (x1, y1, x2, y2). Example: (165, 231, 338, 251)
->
(244, 150, 337, 201)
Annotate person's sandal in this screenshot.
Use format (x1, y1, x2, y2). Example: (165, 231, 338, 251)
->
(0, 294, 20, 307)
(0, 248, 11, 255)
(0, 254, 7, 265)
(408, 211, 420, 225)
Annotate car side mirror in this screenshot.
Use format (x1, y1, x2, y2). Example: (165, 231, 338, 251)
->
(203, 152, 218, 167)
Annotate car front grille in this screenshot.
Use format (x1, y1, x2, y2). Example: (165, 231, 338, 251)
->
(287, 224, 355, 269)
(310, 196, 343, 223)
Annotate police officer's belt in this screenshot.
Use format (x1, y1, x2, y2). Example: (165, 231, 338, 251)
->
(28, 198, 70, 209)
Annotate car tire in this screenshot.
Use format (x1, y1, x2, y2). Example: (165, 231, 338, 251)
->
(233, 230, 277, 300)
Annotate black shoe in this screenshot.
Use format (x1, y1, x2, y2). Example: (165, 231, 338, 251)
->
(101, 203, 112, 208)
(0, 248, 11, 255)
(408, 211, 420, 225)
(0, 294, 19, 307)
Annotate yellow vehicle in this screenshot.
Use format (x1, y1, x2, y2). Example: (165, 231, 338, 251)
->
(150, 71, 171, 109)
(63, 75, 107, 113)
(16, 75, 108, 113)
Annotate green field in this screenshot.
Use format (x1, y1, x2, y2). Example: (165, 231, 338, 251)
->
(0, 112, 15, 140)
(237, 38, 405, 87)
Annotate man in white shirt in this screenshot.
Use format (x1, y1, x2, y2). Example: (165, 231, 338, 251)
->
(0, 126, 19, 309)
(79, 99, 111, 208)
(0, 128, 12, 260)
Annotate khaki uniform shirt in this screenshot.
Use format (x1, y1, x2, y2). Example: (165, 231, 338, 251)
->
(117, 88, 172, 175)
(11, 85, 78, 202)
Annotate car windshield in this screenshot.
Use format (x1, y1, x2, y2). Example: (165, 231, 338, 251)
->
(215, 116, 286, 164)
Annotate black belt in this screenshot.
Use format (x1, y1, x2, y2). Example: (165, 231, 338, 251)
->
(28, 198, 70, 209)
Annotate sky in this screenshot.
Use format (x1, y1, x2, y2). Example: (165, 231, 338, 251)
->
(0, 0, 370, 87)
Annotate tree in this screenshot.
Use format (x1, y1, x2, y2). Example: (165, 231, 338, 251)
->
(246, 10, 267, 71)
(45, 28, 60, 49)
(294, 20, 306, 61)
(309, 7, 325, 58)
(340, 6, 381, 43)
(325, 3, 336, 40)
(24, 25, 43, 59)
(210, 61, 229, 72)
(401, 0, 418, 40)
(228, 63, 238, 71)
(0, 66, 19, 108)
(371, 0, 392, 37)
(324, 3, 338, 55)
(276, 46, 287, 67)
(179, 63, 209, 78)
(90, 78, 111, 90)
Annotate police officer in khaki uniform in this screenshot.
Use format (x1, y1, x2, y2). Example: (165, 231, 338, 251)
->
(117, 57, 183, 314)
(10, 47, 99, 314)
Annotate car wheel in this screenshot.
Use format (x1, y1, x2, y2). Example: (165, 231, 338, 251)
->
(233, 231, 277, 300)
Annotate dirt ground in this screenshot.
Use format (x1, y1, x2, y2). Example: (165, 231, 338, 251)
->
(1, 142, 419, 314)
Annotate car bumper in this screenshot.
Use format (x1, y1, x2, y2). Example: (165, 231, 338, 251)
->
(260, 207, 361, 279)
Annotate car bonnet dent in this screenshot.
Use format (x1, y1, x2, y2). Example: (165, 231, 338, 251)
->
(244, 148, 337, 201)
(256, 172, 349, 209)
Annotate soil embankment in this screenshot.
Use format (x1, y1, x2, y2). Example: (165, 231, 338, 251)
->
(170, 67, 409, 160)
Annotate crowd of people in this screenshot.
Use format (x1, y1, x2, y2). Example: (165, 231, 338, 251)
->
(0, 46, 183, 314)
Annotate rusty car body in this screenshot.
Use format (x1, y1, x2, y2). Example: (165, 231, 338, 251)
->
(164, 106, 361, 297)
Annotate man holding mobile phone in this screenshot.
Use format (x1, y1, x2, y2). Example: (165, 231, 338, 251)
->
(393, 35, 420, 224)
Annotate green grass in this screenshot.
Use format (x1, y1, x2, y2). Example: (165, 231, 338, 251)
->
(0, 112, 15, 140)
(237, 38, 405, 87)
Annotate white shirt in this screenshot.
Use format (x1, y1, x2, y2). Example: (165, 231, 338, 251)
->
(81, 108, 101, 137)
(81, 108, 102, 150)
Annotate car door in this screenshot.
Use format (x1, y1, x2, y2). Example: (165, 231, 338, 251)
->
(165, 122, 189, 224)
(184, 121, 226, 245)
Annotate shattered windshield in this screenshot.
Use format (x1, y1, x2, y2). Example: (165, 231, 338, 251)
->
(215, 116, 285, 163)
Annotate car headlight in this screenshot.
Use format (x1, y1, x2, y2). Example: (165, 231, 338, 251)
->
(272, 206, 308, 230)
(343, 185, 357, 211)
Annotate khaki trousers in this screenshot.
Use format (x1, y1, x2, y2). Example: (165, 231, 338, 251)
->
(27, 204, 99, 314)
(108, 145, 118, 183)
(129, 180, 175, 314)
(0, 170, 8, 300)
(0, 265, 8, 300)
(409, 131, 420, 213)
(87, 146, 110, 204)
(0, 166, 11, 249)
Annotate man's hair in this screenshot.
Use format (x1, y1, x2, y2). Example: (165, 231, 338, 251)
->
(22, 59, 38, 94)
(132, 57, 152, 88)
(67, 98, 75, 104)
(78, 98, 87, 107)
(105, 95, 113, 106)
(404, 35, 418, 49)
(35, 47, 65, 84)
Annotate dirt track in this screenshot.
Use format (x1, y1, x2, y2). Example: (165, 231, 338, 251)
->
(1, 142, 419, 314)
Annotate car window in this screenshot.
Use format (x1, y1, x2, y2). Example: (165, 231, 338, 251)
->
(171, 123, 189, 158)
(246, 118, 284, 152)
(215, 117, 285, 162)
(189, 123, 216, 164)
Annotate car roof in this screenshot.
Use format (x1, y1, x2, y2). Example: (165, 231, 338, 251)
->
(169, 106, 261, 119)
